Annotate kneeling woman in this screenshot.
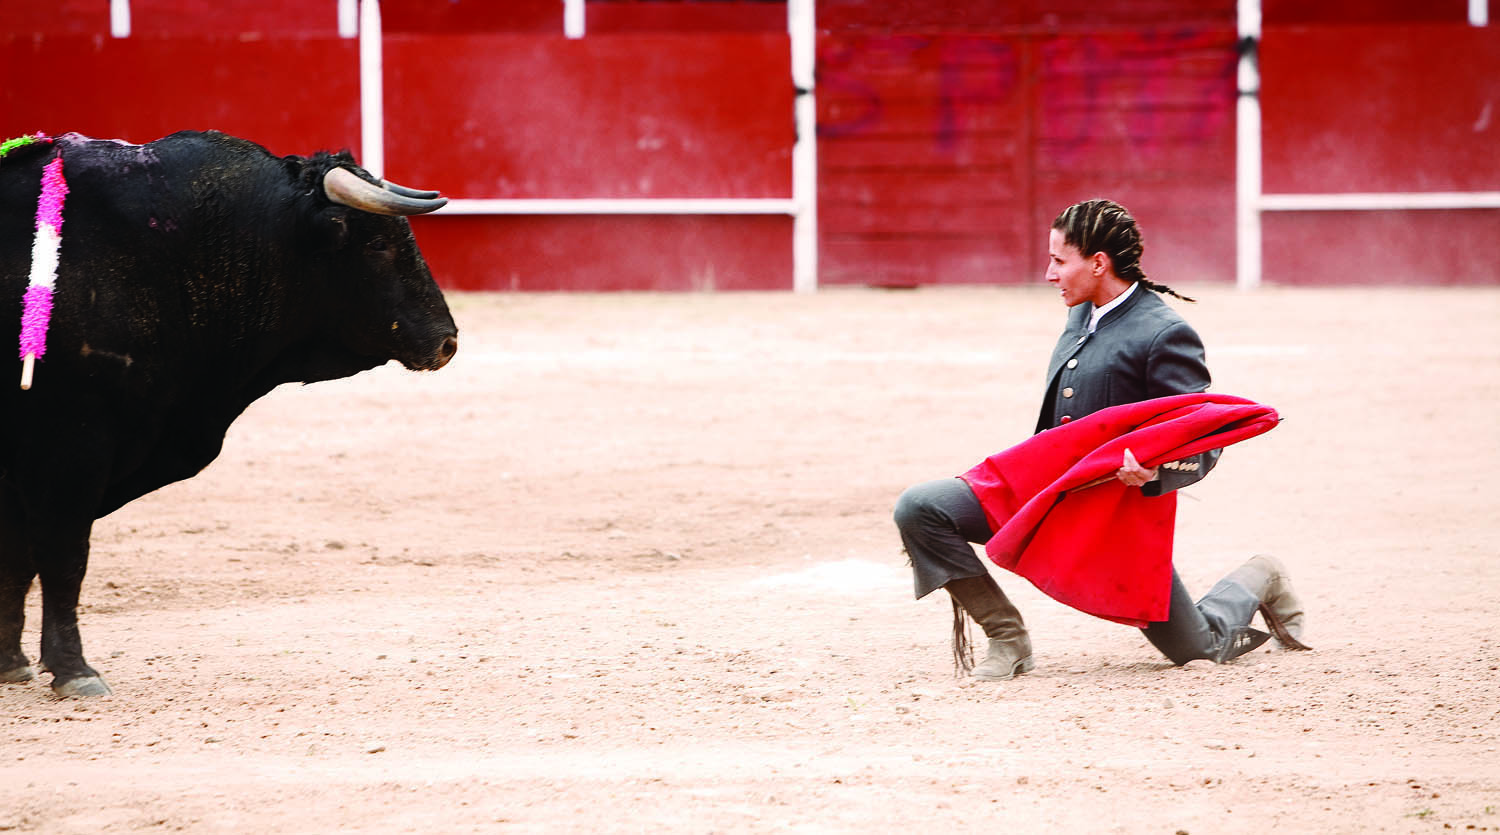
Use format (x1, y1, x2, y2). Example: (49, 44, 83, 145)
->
(894, 199, 1307, 681)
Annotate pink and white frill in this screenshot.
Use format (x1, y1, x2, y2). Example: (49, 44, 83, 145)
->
(19, 144, 67, 388)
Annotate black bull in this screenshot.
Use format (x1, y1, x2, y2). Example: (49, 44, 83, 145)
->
(0, 131, 457, 697)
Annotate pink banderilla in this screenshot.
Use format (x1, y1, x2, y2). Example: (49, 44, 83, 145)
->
(19, 152, 67, 389)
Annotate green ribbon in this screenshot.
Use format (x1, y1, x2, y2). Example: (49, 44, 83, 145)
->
(0, 133, 46, 161)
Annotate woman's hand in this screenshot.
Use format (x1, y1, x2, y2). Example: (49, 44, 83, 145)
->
(1116, 447, 1159, 488)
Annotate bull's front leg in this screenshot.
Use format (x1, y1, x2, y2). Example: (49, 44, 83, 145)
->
(0, 560, 35, 683)
(0, 496, 38, 683)
(35, 522, 112, 697)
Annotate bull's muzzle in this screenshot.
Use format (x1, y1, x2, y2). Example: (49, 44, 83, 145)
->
(435, 334, 458, 369)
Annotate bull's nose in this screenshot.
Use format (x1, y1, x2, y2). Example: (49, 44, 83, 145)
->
(435, 334, 458, 368)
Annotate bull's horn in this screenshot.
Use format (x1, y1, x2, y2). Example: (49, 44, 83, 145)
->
(323, 167, 447, 216)
(380, 180, 442, 200)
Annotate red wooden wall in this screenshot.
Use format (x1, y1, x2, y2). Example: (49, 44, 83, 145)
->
(816, 7, 1239, 287)
(1259, 15, 1500, 285)
(384, 1, 796, 291)
(1, 0, 795, 292)
(816, 0, 1498, 287)
(1, 0, 357, 158)
(3, 1, 1496, 289)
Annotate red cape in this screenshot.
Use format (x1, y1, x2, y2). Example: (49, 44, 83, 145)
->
(959, 393, 1280, 627)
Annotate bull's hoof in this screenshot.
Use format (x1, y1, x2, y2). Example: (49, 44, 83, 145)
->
(0, 665, 36, 683)
(52, 675, 112, 698)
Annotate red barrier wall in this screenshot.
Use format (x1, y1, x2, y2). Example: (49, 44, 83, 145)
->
(1, 36, 358, 157)
(4, 2, 1496, 289)
(1, 0, 358, 155)
(1262, 24, 1500, 194)
(409, 214, 790, 292)
(383, 28, 793, 290)
(1260, 21, 1500, 284)
(1263, 0, 1475, 24)
(0, 1, 794, 291)
(384, 34, 792, 199)
(375, 0, 795, 291)
(816, 7, 1239, 287)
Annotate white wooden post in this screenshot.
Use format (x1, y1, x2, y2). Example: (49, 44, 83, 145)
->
(564, 0, 586, 38)
(1235, 0, 1262, 289)
(338, 0, 358, 38)
(789, 0, 818, 292)
(110, 0, 131, 37)
(358, 0, 385, 178)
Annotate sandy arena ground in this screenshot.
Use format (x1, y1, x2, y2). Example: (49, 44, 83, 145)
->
(1, 286, 1497, 833)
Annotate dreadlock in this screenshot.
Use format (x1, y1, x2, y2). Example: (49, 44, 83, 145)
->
(1051, 199, 1195, 303)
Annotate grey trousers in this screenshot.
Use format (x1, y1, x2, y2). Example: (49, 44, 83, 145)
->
(893, 477, 1247, 665)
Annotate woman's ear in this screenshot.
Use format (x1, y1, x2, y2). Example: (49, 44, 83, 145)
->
(1092, 251, 1113, 276)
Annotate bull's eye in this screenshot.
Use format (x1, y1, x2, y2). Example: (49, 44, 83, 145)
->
(367, 236, 390, 253)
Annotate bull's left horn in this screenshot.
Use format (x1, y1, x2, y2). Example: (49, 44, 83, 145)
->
(380, 180, 442, 200)
(323, 167, 447, 216)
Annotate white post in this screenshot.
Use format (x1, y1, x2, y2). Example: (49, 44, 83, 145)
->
(358, 0, 385, 179)
(564, 0, 585, 39)
(789, 0, 818, 293)
(1471, 0, 1489, 26)
(1235, 0, 1262, 290)
(110, 0, 131, 38)
(1259, 191, 1500, 210)
(337, 0, 358, 38)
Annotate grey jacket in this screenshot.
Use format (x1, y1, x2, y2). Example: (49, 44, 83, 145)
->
(1035, 286, 1220, 496)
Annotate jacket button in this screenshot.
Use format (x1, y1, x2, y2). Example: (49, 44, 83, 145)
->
(1059, 416, 1072, 424)
(1062, 387, 1074, 398)
(1066, 358, 1078, 369)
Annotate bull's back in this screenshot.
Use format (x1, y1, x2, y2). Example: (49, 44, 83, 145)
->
(0, 134, 236, 508)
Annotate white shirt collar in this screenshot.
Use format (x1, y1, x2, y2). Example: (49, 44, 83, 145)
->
(1088, 281, 1138, 334)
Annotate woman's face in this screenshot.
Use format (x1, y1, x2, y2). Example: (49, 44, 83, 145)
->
(1046, 228, 1103, 307)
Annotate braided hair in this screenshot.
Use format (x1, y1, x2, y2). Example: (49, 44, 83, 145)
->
(1050, 199, 1195, 303)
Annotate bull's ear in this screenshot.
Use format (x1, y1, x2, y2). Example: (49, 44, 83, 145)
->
(306, 206, 349, 253)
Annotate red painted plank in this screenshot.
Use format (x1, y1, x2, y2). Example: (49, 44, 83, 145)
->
(1036, 135, 1232, 176)
(130, 0, 341, 35)
(822, 203, 1027, 237)
(0, 36, 358, 157)
(588, 2, 787, 33)
(820, 94, 1028, 138)
(820, 135, 1028, 170)
(1, 0, 109, 35)
(820, 237, 1034, 287)
(1263, 210, 1500, 285)
(818, 1, 1040, 30)
(818, 25, 1239, 287)
(1034, 30, 1237, 165)
(820, 169, 1027, 206)
(383, 0, 784, 34)
(817, 34, 1029, 140)
(410, 215, 793, 292)
(818, 1, 1233, 31)
(384, 34, 793, 199)
(383, 0, 561, 33)
(1263, 0, 1472, 24)
(1261, 23, 1500, 194)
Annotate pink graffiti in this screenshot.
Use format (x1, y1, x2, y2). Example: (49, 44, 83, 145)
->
(817, 28, 1237, 162)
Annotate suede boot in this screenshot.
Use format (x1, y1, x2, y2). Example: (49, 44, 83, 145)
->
(1196, 578, 1273, 663)
(1224, 554, 1311, 651)
(945, 574, 1034, 681)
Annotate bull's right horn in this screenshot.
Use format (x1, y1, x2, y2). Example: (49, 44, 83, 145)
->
(324, 167, 447, 216)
